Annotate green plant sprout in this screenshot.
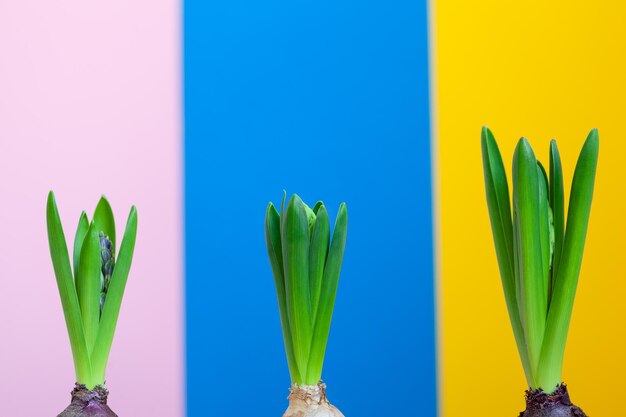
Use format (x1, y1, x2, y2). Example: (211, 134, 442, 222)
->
(265, 193, 347, 417)
(47, 191, 137, 417)
(481, 128, 598, 417)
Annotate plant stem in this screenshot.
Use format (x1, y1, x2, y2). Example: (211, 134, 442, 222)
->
(537, 130, 598, 392)
(77, 223, 102, 354)
(90, 206, 137, 384)
(47, 192, 94, 387)
(266, 203, 302, 383)
(305, 203, 347, 384)
(481, 128, 533, 385)
(512, 139, 547, 378)
(281, 195, 313, 380)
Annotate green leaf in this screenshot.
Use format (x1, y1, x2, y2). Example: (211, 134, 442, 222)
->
(46, 191, 93, 386)
(309, 204, 330, 320)
(304, 202, 317, 234)
(537, 129, 599, 392)
(549, 140, 565, 293)
(91, 206, 138, 384)
(306, 203, 347, 384)
(312, 201, 324, 214)
(512, 138, 547, 377)
(280, 190, 287, 215)
(93, 196, 116, 252)
(265, 203, 301, 383)
(76, 222, 102, 353)
(537, 163, 551, 306)
(73, 212, 89, 281)
(281, 195, 313, 379)
(512, 199, 525, 338)
(480, 127, 533, 385)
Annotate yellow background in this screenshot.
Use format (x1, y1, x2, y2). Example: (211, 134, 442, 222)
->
(433, 1, 626, 415)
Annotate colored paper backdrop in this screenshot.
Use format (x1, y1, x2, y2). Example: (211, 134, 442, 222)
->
(184, 0, 435, 416)
(1, 0, 624, 416)
(0, 1, 183, 416)
(433, 1, 626, 415)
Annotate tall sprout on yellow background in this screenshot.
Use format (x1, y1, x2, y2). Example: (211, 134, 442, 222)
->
(481, 128, 598, 417)
(47, 192, 137, 417)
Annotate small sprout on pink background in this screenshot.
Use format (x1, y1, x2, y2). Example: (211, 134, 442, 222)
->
(47, 192, 138, 417)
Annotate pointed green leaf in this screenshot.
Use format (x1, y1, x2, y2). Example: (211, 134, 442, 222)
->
(46, 191, 93, 386)
(76, 222, 102, 353)
(304, 202, 317, 234)
(537, 129, 599, 392)
(537, 163, 551, 306)
(549, 140, 565, 291)
(73, 212, 89, 282)
(512, 138, 547, 376)
(93, 196, 116, 252)
(265, 202, 301, 383)
(91, 206, 137, 384)
(481, 127, 533, 385)
(281, 195, 313, 378)
(312, 201, 324, 214)
(512, 193, 526, 339)
(309, 204, 330, 320)
(280, 190, 287, 215)
(306, 203, 347, 384)
(537, 161, 549, 200)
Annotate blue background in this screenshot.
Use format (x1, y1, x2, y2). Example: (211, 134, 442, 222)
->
(184, 0, 435, 415)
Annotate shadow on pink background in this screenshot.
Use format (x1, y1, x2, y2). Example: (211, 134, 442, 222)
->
(0, 1, 182, 415)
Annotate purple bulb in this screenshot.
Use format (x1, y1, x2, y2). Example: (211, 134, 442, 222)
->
(57, 385, 118, 417)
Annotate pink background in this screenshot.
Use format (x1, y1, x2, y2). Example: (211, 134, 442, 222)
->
(0, 1, 182, 416)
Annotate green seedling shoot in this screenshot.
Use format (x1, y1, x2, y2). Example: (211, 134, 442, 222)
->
(265, 193, 348, 417)
(481, 128, 598, 417)
(47, 192, 137, 391)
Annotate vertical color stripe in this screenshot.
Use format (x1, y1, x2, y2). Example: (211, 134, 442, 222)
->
(184, 0, 436, 415)
(0, 1, 183, 415)
(434, 1, 626, 415)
